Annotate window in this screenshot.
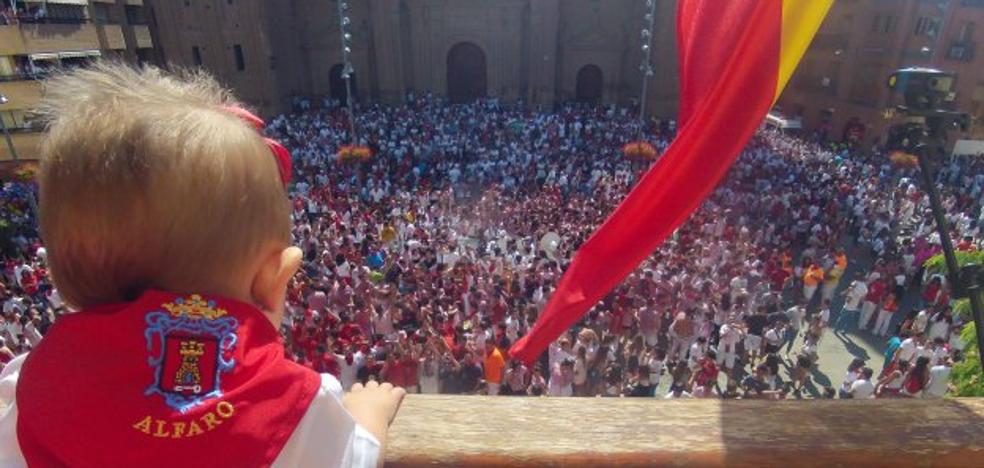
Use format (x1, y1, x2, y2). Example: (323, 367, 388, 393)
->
(233, 44, 245, 71)
(872, 15, 898, 34)
(192, 46, 202, 66)
(871, 15, 882, 33)
(125, 5, 148, 25)
(39, 4, 87, 24)
(93, 3, 111, 23)
(914, 16, 940, 37)
(883, 15, 898, 34)
(960, 21, 976, 42)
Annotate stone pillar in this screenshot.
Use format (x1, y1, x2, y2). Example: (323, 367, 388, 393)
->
(528, 0, 560, 107)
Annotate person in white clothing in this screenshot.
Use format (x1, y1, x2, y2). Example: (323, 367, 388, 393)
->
(849, 368, 876, 399)
(336, 346, 366, 392)
(834, 280, 866, 332)
(893, 332, 923, 364)
(911, 309, 930, 335)
(547, 358, 575, 397)
(924, 359, 953, 398)
(716, 322, 743, 380)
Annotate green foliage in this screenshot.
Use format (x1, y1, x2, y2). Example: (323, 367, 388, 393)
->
(952, 322, 984, 396)
(922, 251, 984, 277)
(924, 252, 984, 396)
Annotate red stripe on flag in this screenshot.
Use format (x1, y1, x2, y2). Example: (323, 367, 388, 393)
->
(509, 0, 782, 364)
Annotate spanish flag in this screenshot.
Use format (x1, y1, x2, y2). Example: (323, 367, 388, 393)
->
(510, 0, 833, 363)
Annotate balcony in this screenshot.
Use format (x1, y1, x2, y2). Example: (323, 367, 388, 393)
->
(0, 21, 126, 56)
(0, 131, 43, 161)
(133, 24, 153, 49)
(0, 80, 42, 110)
(385, 396, 984, 466)
(0, 23, 100, 55)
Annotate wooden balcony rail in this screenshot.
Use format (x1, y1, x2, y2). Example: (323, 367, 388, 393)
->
(385, 396, 984, 467)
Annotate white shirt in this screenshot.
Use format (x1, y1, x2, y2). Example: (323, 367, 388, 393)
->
(336, 261, 352, 278)
(47, 289, 63, 310)
(718, 324, 741, 354)
(845, 283, 867, 310)
(786, 306, 805, 330)
(0, 355, 380, 467)
(850, 379, 875, 399)
(897, 338, 917, 363)
(2, 298, 25, 316)
(913, 311, 930, 333)
(336, 352, 365, 393)
(818, 308, 830, 325)
(925, 365, 952, 398)
(688, 342, 705, 366)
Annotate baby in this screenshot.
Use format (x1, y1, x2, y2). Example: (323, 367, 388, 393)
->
(0, 63, 403, 467)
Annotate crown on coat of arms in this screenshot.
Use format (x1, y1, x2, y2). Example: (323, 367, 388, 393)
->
(163, 295, 228, 320)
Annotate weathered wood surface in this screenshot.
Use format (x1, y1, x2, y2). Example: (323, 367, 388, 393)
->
(385, 395, 984, 467)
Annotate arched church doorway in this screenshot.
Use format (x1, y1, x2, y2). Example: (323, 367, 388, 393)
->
(575, 64, 603, 105)
(446, 42, 487, 103)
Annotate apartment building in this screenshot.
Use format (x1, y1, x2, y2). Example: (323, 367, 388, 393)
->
(777, 0, 984, 146)
(0, 0, 158, 161)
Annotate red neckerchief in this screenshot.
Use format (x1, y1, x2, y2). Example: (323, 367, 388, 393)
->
(17, 290, 320, 467)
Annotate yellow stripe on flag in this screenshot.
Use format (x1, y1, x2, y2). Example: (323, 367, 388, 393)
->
(776, 0, 834, 103)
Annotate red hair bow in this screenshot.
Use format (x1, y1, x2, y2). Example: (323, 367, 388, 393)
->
(222, 105, 292, 187)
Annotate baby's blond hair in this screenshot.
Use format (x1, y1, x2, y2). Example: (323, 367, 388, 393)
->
(37, 62, 290, 308)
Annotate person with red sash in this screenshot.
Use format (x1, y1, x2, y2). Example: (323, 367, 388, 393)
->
(0, 64, 403, 467)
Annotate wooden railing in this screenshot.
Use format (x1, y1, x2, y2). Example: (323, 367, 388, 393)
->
(385, 396, 984, 466)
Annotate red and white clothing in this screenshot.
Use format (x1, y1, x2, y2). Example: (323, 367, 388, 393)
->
(0, 290, 379, 467)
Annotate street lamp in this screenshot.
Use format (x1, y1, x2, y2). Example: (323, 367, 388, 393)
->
(0, 93, 18, 161)
(886, 67, 984, 371)
(636, 0, 658, 138)
(337, 0, 358, 145)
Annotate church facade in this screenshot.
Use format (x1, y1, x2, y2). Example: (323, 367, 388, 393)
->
(146, 0, 680, 117)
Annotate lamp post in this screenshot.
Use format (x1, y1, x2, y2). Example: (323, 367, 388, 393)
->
(887, 67, 984, 371)
(0, 93, 18, 162)
(637, 0, 658, 132)
(913, 137, 984, 371)
(337, 0, 358, 145)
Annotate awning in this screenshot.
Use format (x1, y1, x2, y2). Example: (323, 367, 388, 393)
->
(952, 140, 984, 157)
(58, 50, 101, 59)
(28, 53, 60, 61)
(29, 50, 101, 61)
(21, 0, 90, 5)
(765, 112, 803, 129)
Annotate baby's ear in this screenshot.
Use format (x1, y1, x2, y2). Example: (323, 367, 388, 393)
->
(251, 246, 303, 327)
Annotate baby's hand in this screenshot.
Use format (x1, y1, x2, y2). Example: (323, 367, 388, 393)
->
(343, 380, 406, 449)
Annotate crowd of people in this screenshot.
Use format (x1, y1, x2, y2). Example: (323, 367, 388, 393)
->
(1, 93, 981, 400)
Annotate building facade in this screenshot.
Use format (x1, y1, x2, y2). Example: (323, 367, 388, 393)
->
(776, 0, 984, 146)
(0, 0, 157, 161)
(145, 0, 680, 118)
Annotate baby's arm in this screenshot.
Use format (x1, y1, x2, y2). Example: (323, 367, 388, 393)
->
(343, 380, 406, 466)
